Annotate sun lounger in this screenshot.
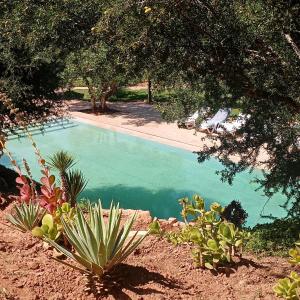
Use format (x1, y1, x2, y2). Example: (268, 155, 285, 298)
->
(216, 114, 247, 134)
(178, 108, 210, 129)
(199, 108, 231, 133)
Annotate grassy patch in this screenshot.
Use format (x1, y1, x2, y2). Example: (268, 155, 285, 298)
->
(62, 87, 172, 103)
(245, 218, 300, 257)
(110, 89, 148, 102)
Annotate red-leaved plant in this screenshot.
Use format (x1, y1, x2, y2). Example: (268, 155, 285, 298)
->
(29, 135, 64, 213)
(2, 135, 64, 213)
(3, 146, 35, 204)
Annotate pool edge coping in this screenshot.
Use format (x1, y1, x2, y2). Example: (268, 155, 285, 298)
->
(71, 113, 201, 152)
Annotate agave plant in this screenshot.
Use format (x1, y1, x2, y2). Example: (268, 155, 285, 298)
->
(48, 150, 75, 201)
(6, 201, 45, 232)
(46, 201, 148, 278)
(65, 170, 87, 207)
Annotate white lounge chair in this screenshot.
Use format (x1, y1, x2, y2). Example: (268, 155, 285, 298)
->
(178, 108, 208, 129)
(184, 111, 199, 129)
(199, 108, 231, 133)
(216, 113, 247, 134)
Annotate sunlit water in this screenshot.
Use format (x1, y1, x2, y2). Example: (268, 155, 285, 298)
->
(1, 119, 288, 226)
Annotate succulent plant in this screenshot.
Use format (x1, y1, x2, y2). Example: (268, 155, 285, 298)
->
(289, 237, 300, 266)
(274, 236, 300, 300)
(6, 201, 45, 232)
(32, 213, 60, 240)
(45, 201, 148, 278)
(273, 272, 300, 300)
(148, 219, 162, 235)
(168, 195, 250, 270)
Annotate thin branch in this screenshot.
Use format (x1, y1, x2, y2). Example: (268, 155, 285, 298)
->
(284, 33, 300, 60)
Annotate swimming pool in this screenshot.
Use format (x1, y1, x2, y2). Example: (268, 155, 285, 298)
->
(1, 119, 288, 226)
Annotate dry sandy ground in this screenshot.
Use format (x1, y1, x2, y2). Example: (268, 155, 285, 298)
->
(0, 202, 297, 300)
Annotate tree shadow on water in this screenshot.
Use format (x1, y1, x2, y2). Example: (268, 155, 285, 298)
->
(88, 263, 185, 299)
(81, 184, 217, 220)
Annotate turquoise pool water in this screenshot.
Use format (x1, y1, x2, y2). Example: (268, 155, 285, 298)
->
(1, 119, 287, 226)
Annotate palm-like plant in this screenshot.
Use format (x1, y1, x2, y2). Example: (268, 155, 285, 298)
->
(6, 201, 45, 232)
(65, 170, 87, 207)
(46, 201, 148, 278)
(48, 151, 75, 202)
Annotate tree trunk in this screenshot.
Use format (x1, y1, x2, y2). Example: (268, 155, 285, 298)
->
(99, 82, 117, 112)
(100, 95, 108, 112)
(146, 79, 153, 104)
(83, 77, 97, 113)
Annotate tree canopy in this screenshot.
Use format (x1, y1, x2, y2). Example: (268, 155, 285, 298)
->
(0, 0, 103, 132)
(0, 0, 299, 216)
(96, 0, 300, 216)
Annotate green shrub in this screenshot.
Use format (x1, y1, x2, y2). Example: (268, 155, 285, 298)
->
(6, 201, 45, 232)
(166, 195, 250, 270)
(246, 218, 300, 256)
(45, 201, 148, 278)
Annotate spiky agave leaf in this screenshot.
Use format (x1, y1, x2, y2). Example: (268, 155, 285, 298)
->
(48, 151, 76, 173)
(6, 201, 45, 232)
(48, 150, 76, 202)
(46, 201, 148, 278)
(65, 169, 87, 207)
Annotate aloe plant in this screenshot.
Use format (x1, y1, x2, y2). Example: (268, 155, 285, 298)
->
(46, 201, 148, 278)
(6, 201, 45, 232)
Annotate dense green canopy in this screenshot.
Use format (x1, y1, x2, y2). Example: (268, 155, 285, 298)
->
(97, 0, 300, 216)
(0, 0, 299, 216)
(0, 0, 102, 130)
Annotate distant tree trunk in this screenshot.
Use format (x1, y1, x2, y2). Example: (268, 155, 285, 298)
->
(83, 77, 97, 113)
(146, 79, 152, 104)
(99, 82, 117, 112)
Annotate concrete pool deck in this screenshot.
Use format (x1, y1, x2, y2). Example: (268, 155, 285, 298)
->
(68, 100, 215, 152)
(67, 100, 268, 167)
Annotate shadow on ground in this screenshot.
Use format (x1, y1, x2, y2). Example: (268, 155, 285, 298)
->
(88, 263, 187, 300)
(67, 100, 164, 126)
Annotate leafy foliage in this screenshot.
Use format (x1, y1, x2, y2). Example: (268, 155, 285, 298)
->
(6, 201, 45, 232)
(166, 195, 250, 270)
(221, 200, 248, 228)
(3, 137, 65, 213)
(61, 45, 127, 112)
(246, 218, 300, 256)
(32, 203, 75, 241)
(97, 0, 300, 217)
(48, 150, 75, 203)
(0, 0, 102, 134)
(46, 201, 148, 278)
